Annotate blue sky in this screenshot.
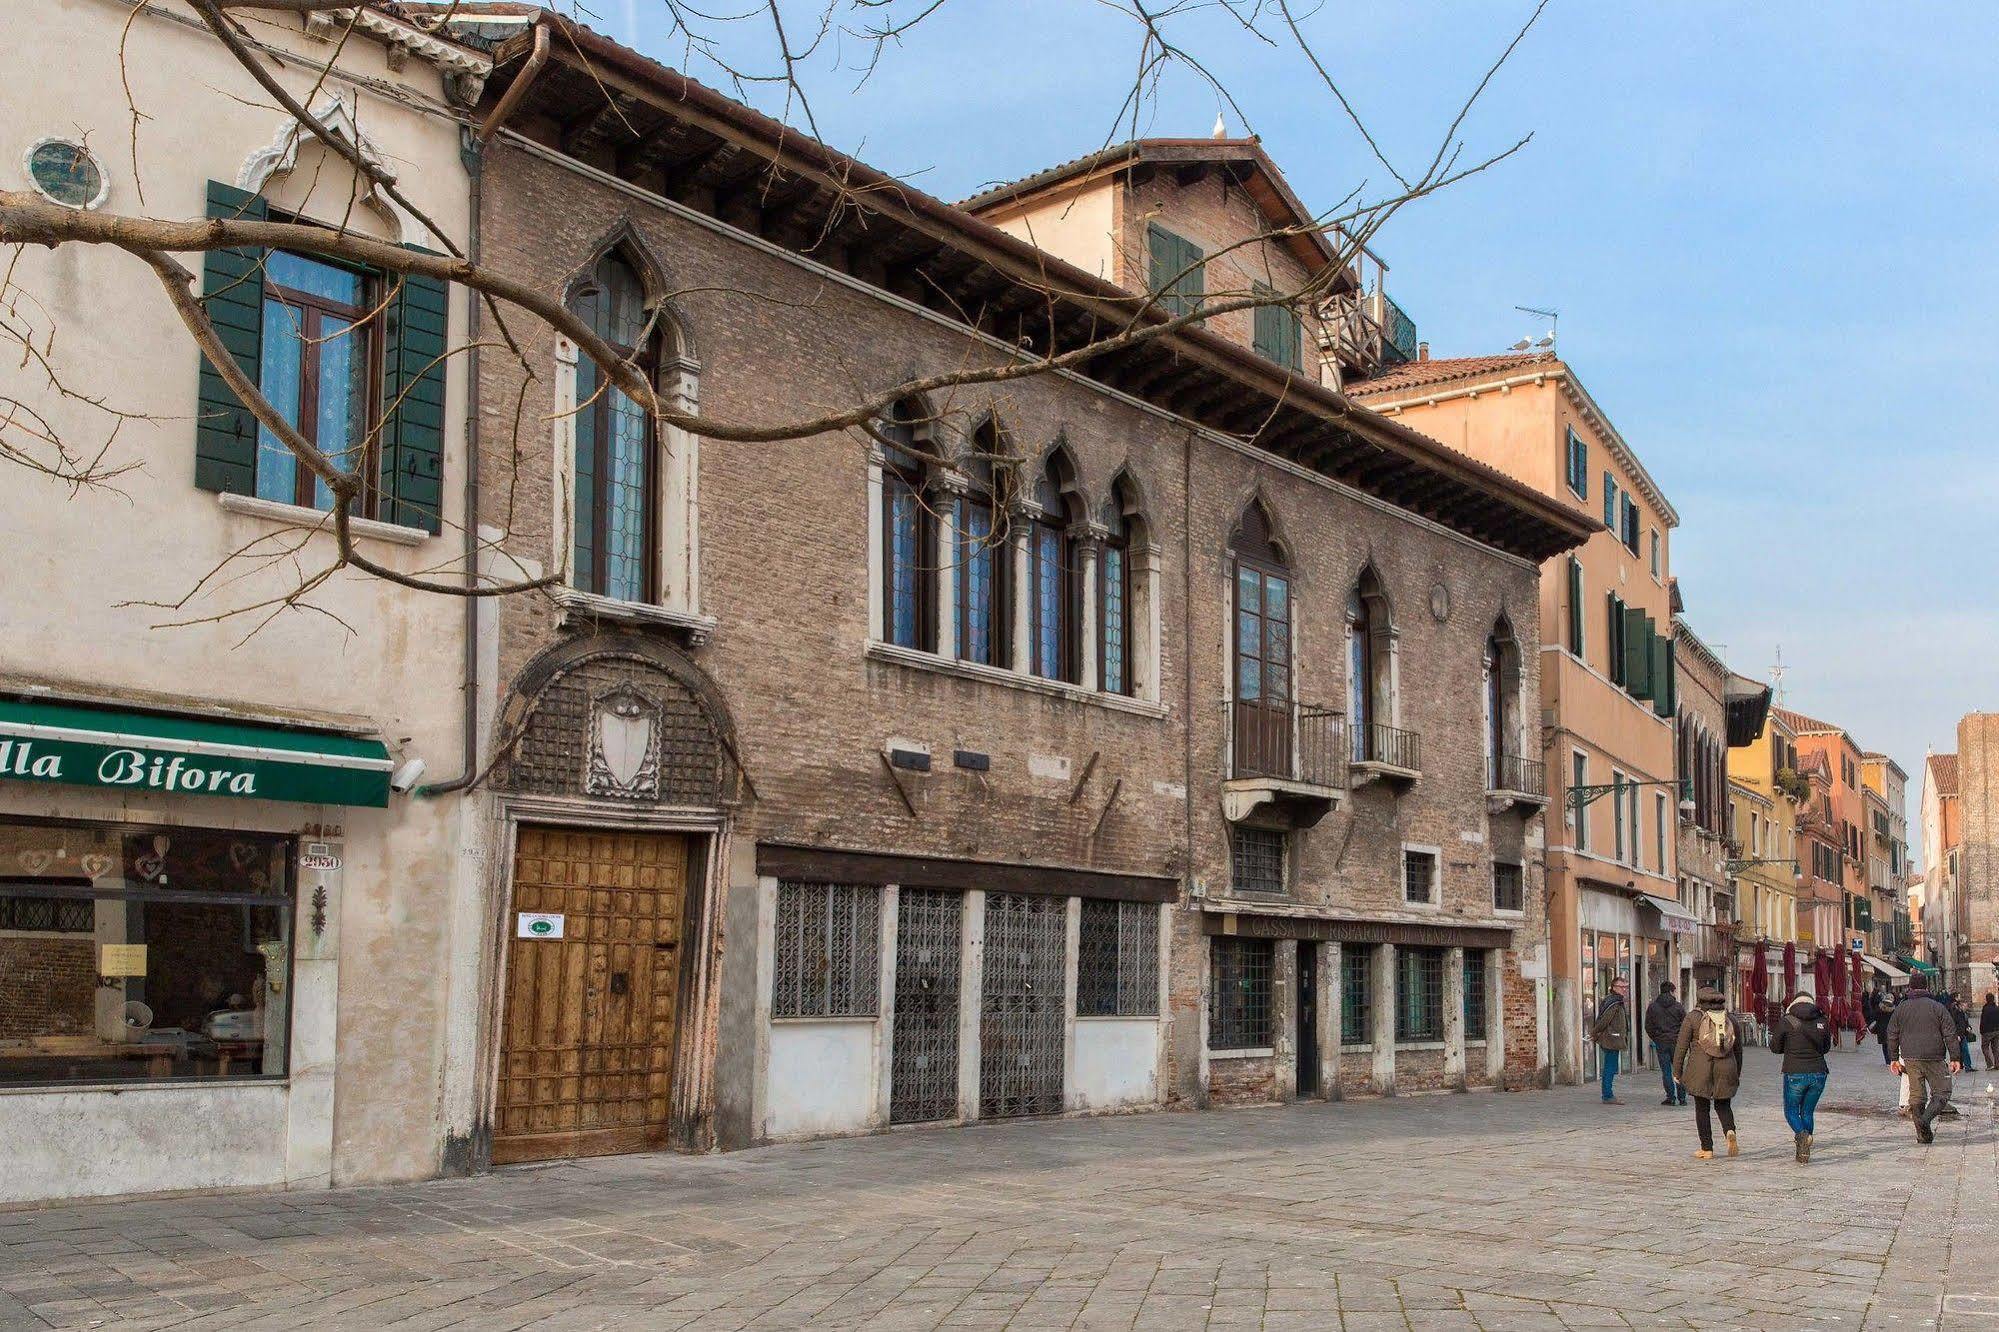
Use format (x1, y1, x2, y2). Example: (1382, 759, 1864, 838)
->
(614, 1, 1996, 823)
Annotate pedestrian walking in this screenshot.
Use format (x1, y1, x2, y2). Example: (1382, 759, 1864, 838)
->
(1870, 990, 1897, 1065)
(1588, 977, 1631, 1105)
(1946, 993, 1976, 1071)
(1644, 980, 1688, 1106)
(1884, 972, 1963, 1145)
(1769, 991, 1832, 1163)
(1673, 984, 1746, 1160)
(1981, 994, 1999, 1071)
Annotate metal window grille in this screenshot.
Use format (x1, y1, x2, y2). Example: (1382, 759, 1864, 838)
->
(1493, 862, 1524, 913)
(1402, 849, 1437, 906)
(1076, 899, 1159, 1017)
(1341, 944, 1373, 1044)
(772, 881, 880, 1017)
(890, 888, 961, 1124)
(1232, 827, 1286, 897)
(0, 895, 93, 933)
(1396, 945, 1445, 1042)
(1210, 937, 1274, 1049)
(1463, 950, 1489, 1036)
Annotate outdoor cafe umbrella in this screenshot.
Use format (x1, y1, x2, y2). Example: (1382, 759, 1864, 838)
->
(1752, 939, 1769, 1023)
(1851, 949, 1868, 1030)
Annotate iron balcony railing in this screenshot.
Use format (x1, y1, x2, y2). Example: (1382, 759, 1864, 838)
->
(1352, 720, 1421, 772)
(1488, 752, 1546, 797)
(1228, 699, 1345, 789)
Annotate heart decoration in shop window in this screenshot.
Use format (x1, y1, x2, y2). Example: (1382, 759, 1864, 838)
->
(78, 854, 115, 880)
(16, 850, 53, 876)
(228, 841, 261, 871)
(134, 853, 167, 882)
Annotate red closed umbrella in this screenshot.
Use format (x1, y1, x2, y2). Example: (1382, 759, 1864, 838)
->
(1851, 951, 1867, 1030)
(1782, 942, 1797, 1003)
(1752, 939, 1769, 1023)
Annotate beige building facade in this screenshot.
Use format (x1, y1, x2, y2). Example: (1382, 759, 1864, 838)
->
(0, 1, 488, 1201)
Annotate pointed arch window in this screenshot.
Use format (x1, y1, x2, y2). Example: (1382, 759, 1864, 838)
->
(1029, 455, 1080, 683)
(880, 400, 936, 651)
(1230, 501, 1291, 772)
(570, 252, 657, 602)
(1486, 617, 1522, 788)
(1348, 567, 1394, 762)
(955, 425, 1010, 667)
(1100, 489, 1134, 696)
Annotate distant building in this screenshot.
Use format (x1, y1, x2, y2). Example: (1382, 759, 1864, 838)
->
(1919, 750, 1962, 986)
(1948, 717, 1999, 999)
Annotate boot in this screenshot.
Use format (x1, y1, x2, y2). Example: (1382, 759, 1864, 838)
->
(1793, 1130, 1805, 1163)
(1725, 1129, 1739, 1157)
(1693, 1148, 1713, 1160)
(1800, 1133, 1812, 1163)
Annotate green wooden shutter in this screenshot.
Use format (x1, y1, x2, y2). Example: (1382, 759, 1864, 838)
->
(379, 255, 448, 533)
(1624, 608, 1654, 699)
(1605, 593, 1624, 684)
(1566, 559, 1583, 654)
(194, 181, 268, 495)
(1653, 635, 1675, 717)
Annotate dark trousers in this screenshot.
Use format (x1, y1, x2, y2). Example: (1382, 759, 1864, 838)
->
(1878, 1033, 1893, 1064)
(1907, 1059, 1952, 1131)
(1693, 1095, 1735, 1151)
(1984, 1033, 1999, 1069)
(1653, 1041, 1681, 1102)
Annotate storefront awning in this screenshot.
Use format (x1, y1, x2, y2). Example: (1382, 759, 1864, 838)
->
(1901, 956, 1941, 976)
(1861, 955, 1908, 980)
(0, 698, 391, 807)
(1638, 894, 1702, 935)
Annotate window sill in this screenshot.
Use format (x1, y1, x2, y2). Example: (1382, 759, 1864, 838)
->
(866, 642, 1168, 718)
(0, 1075, 289, 1096)
(217, 492, 428, 547)
(1209, 1047, 1274, 1060)
(770, 1014, 877, 1025)
(1396, 1040, 1447, 1052)
(553, 587, 718, 643)
(1077, 1013, 1160, 1022)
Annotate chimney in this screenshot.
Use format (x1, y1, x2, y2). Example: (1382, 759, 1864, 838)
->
(1416, 342, 1430, 362)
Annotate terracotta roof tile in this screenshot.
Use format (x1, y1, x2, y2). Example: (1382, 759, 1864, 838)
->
(1348, 352, 1558, 397)
(1772, 706, 1844, 736)
(1929, 752, 1959, 796)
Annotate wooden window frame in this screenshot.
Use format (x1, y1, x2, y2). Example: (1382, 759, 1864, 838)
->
(1099, 532, 1132, 696)
(576, 310, 660, 603)
(260, 253, 383, 515)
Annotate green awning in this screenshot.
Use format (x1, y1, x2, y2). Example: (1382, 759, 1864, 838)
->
(0, 698, 391, 807)
(1899, 956, 1940, 976)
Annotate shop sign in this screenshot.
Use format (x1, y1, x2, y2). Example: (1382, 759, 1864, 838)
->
(0, 700, 391, 807)
(518, 912, 565, 939)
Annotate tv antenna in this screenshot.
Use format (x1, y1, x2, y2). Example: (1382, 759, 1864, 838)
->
(1510, 305, 1557, 353)
(1770, 644, 1788, 705)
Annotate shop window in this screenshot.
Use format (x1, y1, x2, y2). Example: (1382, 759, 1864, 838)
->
(1464, 950, 1489, 1036)
(0, 818, 292, 1087)
(1402, 846, 1439, 907)
(1231, 826, 1287, 897)
(1209, 937, 1273, 1049)
(772, 881, 880, 1018)
(1076, 899, 1158, 1017)
(1340, 944, 1372, 1044)
(1396, 945, 1445, 1042)
(1493, 861, 1524, 914)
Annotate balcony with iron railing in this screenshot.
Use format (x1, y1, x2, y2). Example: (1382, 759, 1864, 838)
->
(1222, 699, 1345, 827)
(1349, 720, 1421, 788)
(1486, 751, 1547, 811)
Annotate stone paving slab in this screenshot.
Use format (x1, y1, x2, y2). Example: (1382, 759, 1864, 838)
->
(0, 1049, 1993, 1330)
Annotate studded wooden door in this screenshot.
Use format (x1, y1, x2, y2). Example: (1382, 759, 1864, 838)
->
(493, 826, 689, 1164)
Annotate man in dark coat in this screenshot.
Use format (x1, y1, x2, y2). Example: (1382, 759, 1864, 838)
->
(1643, 981, 1688, 1106)
(1588, 977, 1631, 1105)
(1885, 972, 1963, 1144)
(1981, 994, 1999, 1071)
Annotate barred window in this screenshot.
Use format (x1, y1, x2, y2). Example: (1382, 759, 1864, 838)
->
(0, 894, 94, 933)
(1077, 899, 1159, 1017)
(1493, 861, 1524, 913)
(1340, 944, 1373, 1045)
(1231, 827, 1286, 896)
(1402, 848, 1438, 906)
(1396, 945, 1445, 1042)
(1463, 950, 1489, 1037)
(772, 881, 880, 1017)
(1209, 937, 1274, 1049)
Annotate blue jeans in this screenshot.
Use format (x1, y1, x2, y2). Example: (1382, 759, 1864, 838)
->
(1783, 1071, 1827, 1134)
(1600, 1047, 1621, 1100)
(1654, 1040, 1681, 1102)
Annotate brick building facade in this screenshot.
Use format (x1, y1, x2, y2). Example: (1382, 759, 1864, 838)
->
(446, 12, 1590, 1164)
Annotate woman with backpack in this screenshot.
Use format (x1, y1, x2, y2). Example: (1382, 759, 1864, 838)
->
(1770, 990, 1833, 1163)
(1673, 984, 1746, 1160)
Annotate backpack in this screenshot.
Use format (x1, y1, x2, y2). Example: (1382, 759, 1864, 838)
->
(1696, 1009, 1735, 1059)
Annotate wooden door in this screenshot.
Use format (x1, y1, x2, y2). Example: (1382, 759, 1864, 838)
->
(494, 826, 689, 1164)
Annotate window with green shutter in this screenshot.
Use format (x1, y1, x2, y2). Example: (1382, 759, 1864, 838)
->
(1147, 224, 1204, 318)
(191, 180, 444, 534)
(1601, 472, 1615, 529)
(1654, 638, 1676, 717)
(1623, 607, 1654, 700)
(1566, 558, 1584, 657)
(1605, 592, 1625, 684)
(1252, 283, 1303, 370)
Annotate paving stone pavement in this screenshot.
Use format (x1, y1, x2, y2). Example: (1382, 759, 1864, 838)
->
(2, 1048, 1994, 1331)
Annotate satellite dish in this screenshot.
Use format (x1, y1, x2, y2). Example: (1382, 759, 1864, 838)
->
(121, 1001, 153, 1033)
